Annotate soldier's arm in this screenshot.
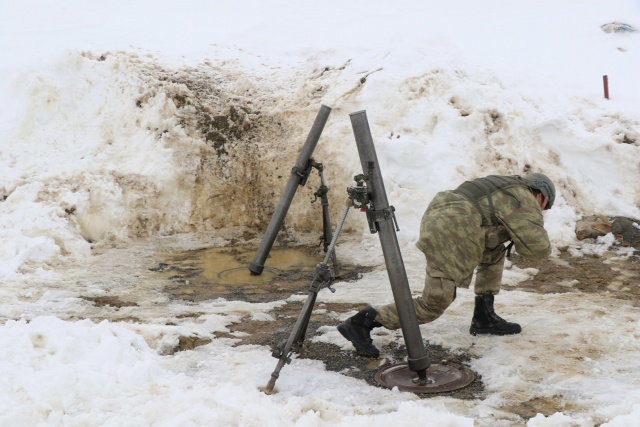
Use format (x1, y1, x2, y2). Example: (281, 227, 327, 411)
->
(498, 189, 551, 261)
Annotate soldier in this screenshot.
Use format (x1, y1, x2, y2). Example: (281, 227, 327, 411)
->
(338, 173, 556, 357)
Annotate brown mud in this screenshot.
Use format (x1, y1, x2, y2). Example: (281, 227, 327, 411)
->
(509, 249, 640, 304)
(147, 242, 639, 416)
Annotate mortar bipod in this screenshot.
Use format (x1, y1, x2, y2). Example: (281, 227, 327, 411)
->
(249, 105, 335, 276)
(310, 160, 340, 276)
(259, 199, 351, 395)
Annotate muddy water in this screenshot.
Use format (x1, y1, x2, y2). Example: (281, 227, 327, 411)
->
(154, 245, 360, 303)
(151, 244, 485, 398)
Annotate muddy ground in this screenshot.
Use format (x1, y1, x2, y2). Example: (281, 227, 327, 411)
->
(137, 240, 640, 421)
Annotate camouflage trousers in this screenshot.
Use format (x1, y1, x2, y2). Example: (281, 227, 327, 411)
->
(375, 249, 506, 330)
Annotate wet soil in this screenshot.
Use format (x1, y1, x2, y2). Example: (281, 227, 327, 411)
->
(145, 243, 639, 418)
(153, 245, 366, 303)
(508, 249, 640, 305)
(149, 245, 483, 398)
(216, 299, 484, 399)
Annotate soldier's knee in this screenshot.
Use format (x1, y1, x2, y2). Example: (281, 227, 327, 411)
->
(415, 291, 455, 323)
(416, 302, 448, 323)
(428, 301, 450, 320)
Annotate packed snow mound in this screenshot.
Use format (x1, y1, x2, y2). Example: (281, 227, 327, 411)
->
(0, 52, 347, 277)
(1, 51, 639, 277)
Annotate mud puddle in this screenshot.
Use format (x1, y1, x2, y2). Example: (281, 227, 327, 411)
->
(150, 244, 484, 399)
(151, 245, 365, 303)
(148, 244, 639, 408)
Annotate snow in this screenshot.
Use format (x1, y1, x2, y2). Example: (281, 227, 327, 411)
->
(1, 0, 639, 426)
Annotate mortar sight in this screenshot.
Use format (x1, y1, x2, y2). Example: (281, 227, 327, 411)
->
(346, 178, 369, 209)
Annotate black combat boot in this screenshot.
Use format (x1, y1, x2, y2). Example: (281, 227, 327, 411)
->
(469, 295, 522, 336)
(337, 306, 382, 357)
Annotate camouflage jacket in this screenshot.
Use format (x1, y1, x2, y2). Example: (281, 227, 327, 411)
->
(415, 180, 551, 286)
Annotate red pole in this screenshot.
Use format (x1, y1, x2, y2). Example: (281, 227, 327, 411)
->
(603, 75, 609, 99)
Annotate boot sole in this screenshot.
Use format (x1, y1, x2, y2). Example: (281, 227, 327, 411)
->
(469, 327, 521, 336)
(337, 320, 380, 358)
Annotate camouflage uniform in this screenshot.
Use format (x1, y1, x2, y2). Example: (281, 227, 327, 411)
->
(375, 177, 551, 330)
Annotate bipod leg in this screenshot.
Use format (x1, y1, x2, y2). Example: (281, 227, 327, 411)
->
(260, 280, 322, 394)
(315, 168, 341, 276)
(260, 204, 350, 394)
(324, 214, 341, 277)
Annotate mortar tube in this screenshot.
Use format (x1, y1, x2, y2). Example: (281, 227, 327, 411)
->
(349, 110, 430, 376)
(249, 105, 332, 275)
